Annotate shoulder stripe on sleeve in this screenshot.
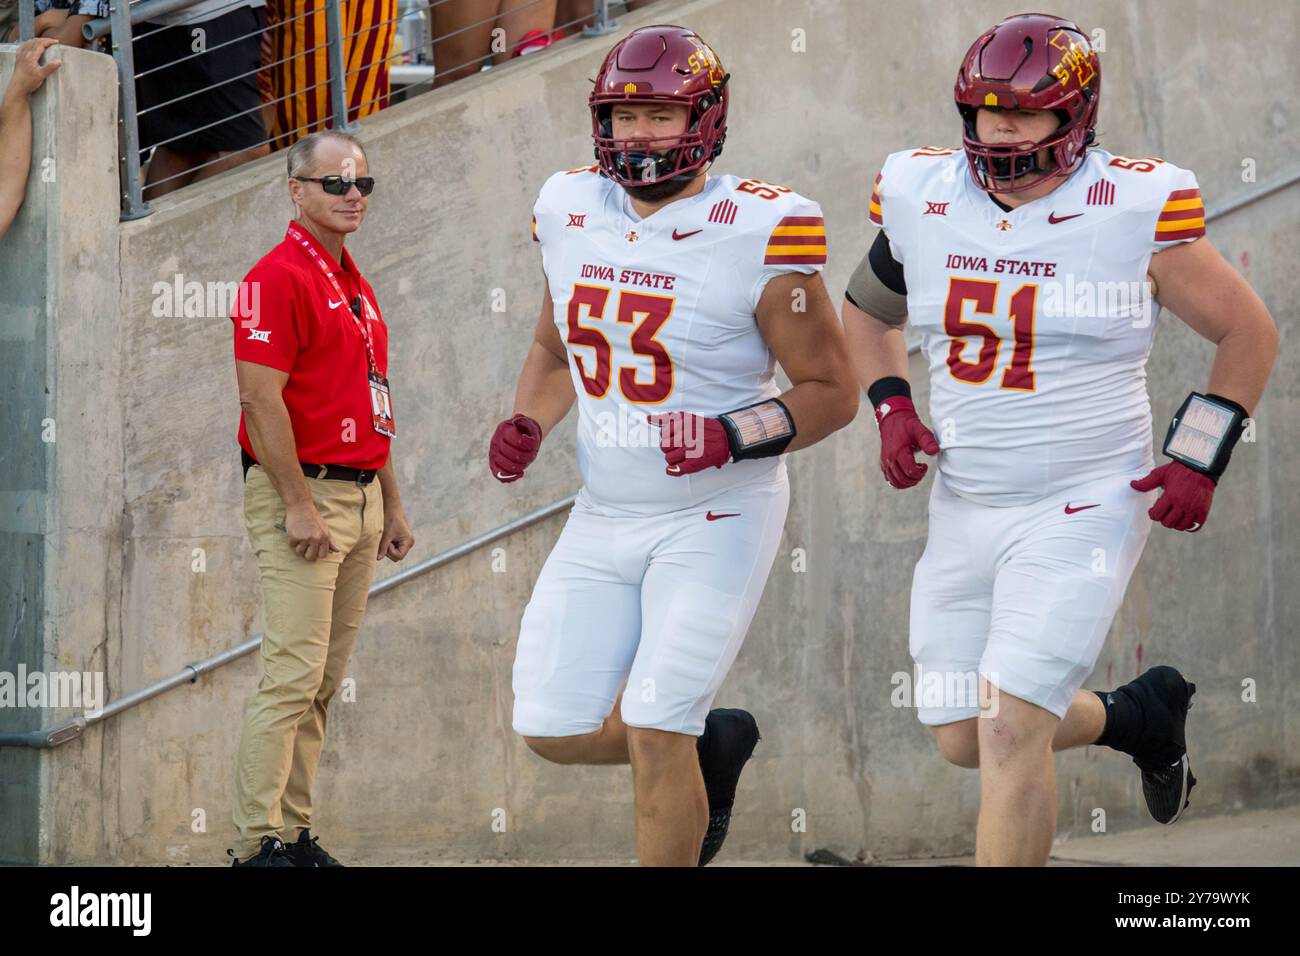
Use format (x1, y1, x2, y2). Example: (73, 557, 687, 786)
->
(868, 172, 883, 225)
(766, 215, 826, 264)
(1155, 187, 1205, 241)
(532, 214, 539, 242)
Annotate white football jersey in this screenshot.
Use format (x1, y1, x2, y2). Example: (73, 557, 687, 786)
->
(871, 146, 1207, 505)
(532, 166, 827, 516)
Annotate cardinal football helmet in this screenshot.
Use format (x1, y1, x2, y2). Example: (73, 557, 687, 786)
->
(954, 13, 1101, 192)
(589, 25, 729, 187)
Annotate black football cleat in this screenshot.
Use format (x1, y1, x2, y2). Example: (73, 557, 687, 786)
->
(1113, 665, 1198, 825)
(696, 708, 760, 866)
(282, 828, 345, 867)
(1141, 753, 1197, 826)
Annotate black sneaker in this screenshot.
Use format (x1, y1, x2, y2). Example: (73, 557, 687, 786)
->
(696, 708, 760, 867)
(282, 829, 344, 867)
(229, 835, 294, 867)
(1115, 665, 1198, 825)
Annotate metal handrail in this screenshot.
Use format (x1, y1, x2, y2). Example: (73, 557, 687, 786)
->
(2, 168, 1293, 747)
(0, 492, 577, 748)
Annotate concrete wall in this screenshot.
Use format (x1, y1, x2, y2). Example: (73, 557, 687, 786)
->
(3, 0, 1297, 864)
(0, 46, 121, 864)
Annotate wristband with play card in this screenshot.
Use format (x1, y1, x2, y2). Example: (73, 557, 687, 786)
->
(1161, 391, 1247, 481)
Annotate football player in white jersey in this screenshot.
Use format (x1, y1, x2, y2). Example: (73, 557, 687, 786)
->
(843, 13, 1277, 865)
(489, 25, 858, 865)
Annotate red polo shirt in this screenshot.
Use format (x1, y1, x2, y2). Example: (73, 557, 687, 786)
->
(231, 222, 391, 470)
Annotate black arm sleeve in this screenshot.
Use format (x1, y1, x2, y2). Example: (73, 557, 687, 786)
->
(868, 230, 906, 295)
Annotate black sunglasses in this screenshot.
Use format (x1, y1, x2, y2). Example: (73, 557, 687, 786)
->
(293, 175, 375, 197)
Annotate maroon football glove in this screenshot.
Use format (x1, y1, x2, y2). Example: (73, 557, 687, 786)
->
(875, 396, 940, 489)
(489, 414, 543, 483)
(1130, 461, 1215, 532)
(647, 412, 731, 476)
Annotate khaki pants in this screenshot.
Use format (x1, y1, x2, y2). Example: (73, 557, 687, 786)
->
(233, 464, 383, 858)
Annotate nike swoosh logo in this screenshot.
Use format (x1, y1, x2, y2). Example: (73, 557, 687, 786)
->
(706, 511, 740, 521)
(1048, 212, 1083, 224)
(494, 471, 518, 480)
(1064, 503, 1100, 514)
(672, 228, 703, 240)
(327, 299, 344, 308)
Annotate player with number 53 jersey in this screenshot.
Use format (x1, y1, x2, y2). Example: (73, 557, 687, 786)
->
(488, 24, 858, 867)
(842, 12, 1276, 865)
(529, 165, 829, 515)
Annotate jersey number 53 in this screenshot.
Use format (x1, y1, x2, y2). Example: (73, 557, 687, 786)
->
(566, 283, 676, 404)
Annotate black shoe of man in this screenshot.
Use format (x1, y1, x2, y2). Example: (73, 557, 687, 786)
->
(282, 829, 345, 867)
(697, 708, 760, 866)
(1105, 665, 1198, 825)
(229, 835, 294, 867)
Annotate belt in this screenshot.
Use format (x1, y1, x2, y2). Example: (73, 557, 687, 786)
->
(241, 448, 377, 484)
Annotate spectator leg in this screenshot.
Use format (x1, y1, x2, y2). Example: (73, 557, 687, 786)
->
(431, 0, 502, 87)
(490, 0, 557, 64)
(144, 144, 271, 200)
(554, 0, 592, 35)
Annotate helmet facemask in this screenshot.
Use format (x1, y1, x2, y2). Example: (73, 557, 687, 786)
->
(959, 105, 1093, 194)
(592, 86, 725, 192)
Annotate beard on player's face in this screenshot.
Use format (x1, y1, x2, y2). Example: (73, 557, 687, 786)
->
(620, 168, 699, 203)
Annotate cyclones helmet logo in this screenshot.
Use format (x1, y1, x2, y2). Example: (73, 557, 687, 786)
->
(1048, 30, 1097, 89)
(684, 41, 725, 84)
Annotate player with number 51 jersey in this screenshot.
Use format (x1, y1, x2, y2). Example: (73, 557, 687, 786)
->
(871, 143, 1206, 505)
(842, 12, 1276, 866)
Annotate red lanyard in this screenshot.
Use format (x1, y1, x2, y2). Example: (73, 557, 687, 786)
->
(286, 222, 380, 374)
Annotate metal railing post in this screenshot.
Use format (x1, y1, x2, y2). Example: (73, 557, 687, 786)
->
(110, 1, 151, 220)
(582, 0, 618, 37)
(18, 0, 34, 41)
(326, 0, 360, 133)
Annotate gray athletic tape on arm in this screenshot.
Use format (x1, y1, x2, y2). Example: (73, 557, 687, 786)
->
(845, 250, 908, 326)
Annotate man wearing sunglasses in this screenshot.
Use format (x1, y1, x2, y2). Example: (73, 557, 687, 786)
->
(228, 130, 413, 867)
